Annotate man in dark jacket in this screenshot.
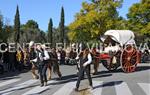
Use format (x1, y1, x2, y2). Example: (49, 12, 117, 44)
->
(31, 44, 50, 87)
(59, 47, 66, 65)
(75, 45, 93, 91)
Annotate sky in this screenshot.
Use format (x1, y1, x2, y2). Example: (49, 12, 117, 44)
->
(0, 0, 140, 31)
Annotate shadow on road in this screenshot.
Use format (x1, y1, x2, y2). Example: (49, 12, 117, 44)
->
(93, 80, 123, 89)
(0, 70, 29, 81)
(92, 73, 112, 79)
(95, 68, 122, 75)
(51, 73, 113, 85)
(135, 65, 150, 72)
(51, 74, 77, 85)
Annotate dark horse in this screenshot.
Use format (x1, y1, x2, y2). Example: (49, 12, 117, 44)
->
(47, 48, 62, 80)
(23, 47, 62, 80)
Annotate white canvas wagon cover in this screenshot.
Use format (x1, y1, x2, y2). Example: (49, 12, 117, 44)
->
(102, 30, 135, 46)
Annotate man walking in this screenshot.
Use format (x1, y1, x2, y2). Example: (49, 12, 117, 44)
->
(75, 45, 93, 91)
(31, 44, 50, 87)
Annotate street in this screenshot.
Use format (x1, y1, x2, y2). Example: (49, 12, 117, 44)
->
(0, 63, 150, 95)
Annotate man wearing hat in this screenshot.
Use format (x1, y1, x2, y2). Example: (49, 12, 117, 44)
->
(31, 44, 50, 86)
(29, 41, 39, 79)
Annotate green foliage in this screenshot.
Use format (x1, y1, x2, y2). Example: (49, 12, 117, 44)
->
(53, 26, 69, 44)
(7, 19, 46, 43)
(59, 6, 65, 43)
(14, 5, 20, 43)
(8, 28, 47, 44)
(21, 19, 40, 32)
(0, 14, 3, 33)
(47, 18, 53, 44)
(0, 13, 13, 42)
(25, 20, 39, 29)
(3, 25, 13, 42)
(127, 0, 150, 35)
(1, 0, 149, 44)
(68, 0, 123, 42)
(19, 20, 46, 43)
(0, 14, 4, 42)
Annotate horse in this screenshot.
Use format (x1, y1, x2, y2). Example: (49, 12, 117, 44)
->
(47, 48, 62, 80)
(91, 48, 100, 75)
(23, 47, 61, 80)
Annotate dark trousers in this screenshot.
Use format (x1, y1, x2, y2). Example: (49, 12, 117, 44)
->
(76, 65, 92, 89)
(60, 58, 65, 65)
(39, 64, 47, 84)
(9, 62, 15, 71)
(16, 61, 24, 71)
(0, 64, 4, 74)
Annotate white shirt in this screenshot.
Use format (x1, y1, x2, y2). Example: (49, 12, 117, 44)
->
(57, 52, 61, 60)
(76, 53, 92, 66)
(32, 50, 50, 62)
(84, 53, 92, 66)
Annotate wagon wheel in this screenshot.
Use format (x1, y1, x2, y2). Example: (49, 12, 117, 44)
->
(121, 45, 138, 73)
(101, 51, 121, 71)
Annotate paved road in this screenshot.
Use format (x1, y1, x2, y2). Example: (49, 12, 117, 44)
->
(0, 63, 150, 95)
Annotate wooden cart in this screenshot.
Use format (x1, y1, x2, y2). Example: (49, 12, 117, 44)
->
(100, 30, 141, 73)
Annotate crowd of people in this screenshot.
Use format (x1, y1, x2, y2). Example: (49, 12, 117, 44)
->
(0, 41, 101, 90)
(0, 41, 149, 91)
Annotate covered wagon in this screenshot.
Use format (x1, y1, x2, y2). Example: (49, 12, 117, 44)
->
(100, 30, 141, 73)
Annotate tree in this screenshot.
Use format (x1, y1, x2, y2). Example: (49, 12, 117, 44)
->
(3, 25, 13, 42)
(14, 5, 20, 43)
(127, 0, 150, 35)
(13, 28, 47, 44)
(25, 20, 39, 29)
(20, 20, 39, 32)
(0, 13, 3, 42)
(53, 28, 60, 43)
(18, 20, 45, 43)
(68, 0, 123, 42)
(127, 0, 150, 43)
(47, 18, 53, 45)
(0, 14, 3, 33)
(0, 12, 13, 42)
(59, 6, 65, 44)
